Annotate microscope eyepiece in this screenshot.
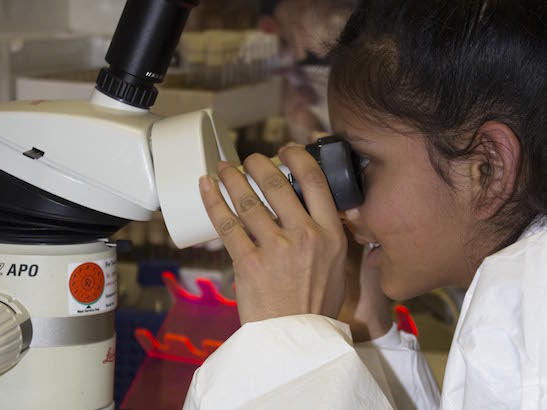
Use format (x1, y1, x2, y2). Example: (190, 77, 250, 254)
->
(289, 136, 366, 211)
(96, 0, 199, 109)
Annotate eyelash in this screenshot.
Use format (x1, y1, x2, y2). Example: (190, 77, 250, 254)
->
(359, 156, 371, 172)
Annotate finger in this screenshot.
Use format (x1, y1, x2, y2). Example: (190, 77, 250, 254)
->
(242, 153, 310, 229)
(216, 161, 282, 245)
(279, 145, 343, 234)
(199, 175, 254, 259)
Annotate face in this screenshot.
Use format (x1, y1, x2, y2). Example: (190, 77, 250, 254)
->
(329, 94, 478, 300)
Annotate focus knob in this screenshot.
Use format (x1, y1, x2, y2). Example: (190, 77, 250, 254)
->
(96, 68, 158, 109)
(0, 302, 23, 374)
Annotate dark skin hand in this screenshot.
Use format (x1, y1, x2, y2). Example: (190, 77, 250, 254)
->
(199, 144, 348, 325)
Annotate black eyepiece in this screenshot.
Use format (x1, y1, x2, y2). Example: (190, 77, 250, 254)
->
(289, 136, 366, 211)
(96, 0, 199, 109)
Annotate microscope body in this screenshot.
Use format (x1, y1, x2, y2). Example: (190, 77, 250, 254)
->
(0, 92, 160, 223)
(0, 0, 365, 407)
(0, 242, 116, 410)
(0, 87, 239, 409)
(0, 92, 158, 410)
(0, 0, 225, 408)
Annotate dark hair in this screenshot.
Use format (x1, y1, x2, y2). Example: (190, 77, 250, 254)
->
(329, 0, 546, 249)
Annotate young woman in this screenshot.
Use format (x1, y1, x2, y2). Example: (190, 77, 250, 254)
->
(184, 1, 546, 408)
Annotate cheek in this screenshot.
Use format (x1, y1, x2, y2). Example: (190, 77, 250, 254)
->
(360, 162, 465, 297)
(361, 163, 434, 246)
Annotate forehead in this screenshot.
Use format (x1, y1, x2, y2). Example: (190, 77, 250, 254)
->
(328, 91, 420, 143)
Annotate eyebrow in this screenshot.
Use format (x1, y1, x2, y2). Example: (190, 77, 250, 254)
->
(338, 131, 376, 144)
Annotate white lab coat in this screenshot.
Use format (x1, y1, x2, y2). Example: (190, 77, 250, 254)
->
(184, 216, 547, 410)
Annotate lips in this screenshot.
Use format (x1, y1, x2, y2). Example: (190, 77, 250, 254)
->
(365, 243, 382, 268)
(350, 232, 383, 267)
(353, 234, 380, 248)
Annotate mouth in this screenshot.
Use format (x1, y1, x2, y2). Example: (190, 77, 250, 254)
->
(351, 234, 383, 267)
(352, 233, 379, 247)
(360, 240, 382, 268)
(366, 242, 381, 251)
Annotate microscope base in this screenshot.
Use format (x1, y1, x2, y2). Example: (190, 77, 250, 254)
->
(0, 242, 117, 410)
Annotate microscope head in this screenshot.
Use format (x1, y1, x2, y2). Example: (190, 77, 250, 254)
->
(0, 0, 216, 246)
(0, 90, 236, 247)
(0, 95, 160, 244)
(151, 110, 229, 249)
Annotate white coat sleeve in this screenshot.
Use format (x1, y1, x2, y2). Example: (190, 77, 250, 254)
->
(355, 324, 441, 410)
(183, 314, 393, 410)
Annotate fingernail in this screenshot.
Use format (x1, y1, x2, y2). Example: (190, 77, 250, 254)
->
(279, 142, 297, 154)
(217, 160, 231, 172)
(199, 176, 213, 193)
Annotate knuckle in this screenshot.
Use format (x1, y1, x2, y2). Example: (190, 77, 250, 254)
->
(304, 168, 327, 188)
(218, 217, 239, 237)
(273, 235, 291, 251)
(238, 193, 263, 213)
(299, 224, 322, 248)
(204, 193, 225, 211)
(262, 173, 289, 193)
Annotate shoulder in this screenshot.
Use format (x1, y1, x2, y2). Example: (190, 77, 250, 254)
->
(478, 217, 547, 286)
(445, 218, 547, 403)
(456, 217, 547, 355)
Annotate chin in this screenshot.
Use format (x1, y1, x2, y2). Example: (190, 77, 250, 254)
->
(379, 273, 425, 301)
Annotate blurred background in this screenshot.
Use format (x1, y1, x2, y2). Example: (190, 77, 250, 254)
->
(0, 1, 460, 408)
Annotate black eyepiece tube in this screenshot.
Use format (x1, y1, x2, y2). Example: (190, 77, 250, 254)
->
(289, 136, 366, 211)
(96, 0, 199, 109)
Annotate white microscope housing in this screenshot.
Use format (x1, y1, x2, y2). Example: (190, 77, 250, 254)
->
(0, 88, 244, 410)
(0, 0, 257, 409)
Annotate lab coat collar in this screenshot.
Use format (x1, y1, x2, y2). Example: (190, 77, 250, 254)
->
(519, 214, 547, 240)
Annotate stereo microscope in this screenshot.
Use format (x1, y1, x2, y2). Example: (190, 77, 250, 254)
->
(0, 1, 364, 408)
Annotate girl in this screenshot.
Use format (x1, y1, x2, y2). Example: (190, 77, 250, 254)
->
(185, 0, 546, 408)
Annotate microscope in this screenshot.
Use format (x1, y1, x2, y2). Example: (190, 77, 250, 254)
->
(0, 1, 365, 409)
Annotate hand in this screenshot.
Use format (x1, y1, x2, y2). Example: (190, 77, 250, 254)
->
(199, 144, 348, 325)
(338, 233, 393, 342)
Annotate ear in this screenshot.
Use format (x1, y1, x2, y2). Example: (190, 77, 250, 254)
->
(469, 121, 521, 220)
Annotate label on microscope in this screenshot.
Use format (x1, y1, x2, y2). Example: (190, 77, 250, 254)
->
(67, 258, 117, 315)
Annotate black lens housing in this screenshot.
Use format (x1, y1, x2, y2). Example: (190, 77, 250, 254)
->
(0, 171, 130, 244)
(289, 136, 366, 211)
(95, 0, 199, 109)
